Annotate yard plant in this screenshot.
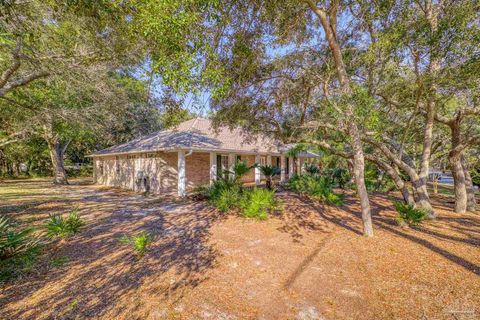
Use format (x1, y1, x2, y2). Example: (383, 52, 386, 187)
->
(288, 174, 344, 206)
(394, 202, 427, 226)
(0, 216, 42, 282)
(45, 208, 85, 239)
(240, 188, 276, 220)
(119, 231, 154, 259)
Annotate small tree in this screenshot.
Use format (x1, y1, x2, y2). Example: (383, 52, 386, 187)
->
(258, 165, 280, 190)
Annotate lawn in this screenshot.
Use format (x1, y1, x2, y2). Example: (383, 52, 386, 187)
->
(0, 179, 479, 319)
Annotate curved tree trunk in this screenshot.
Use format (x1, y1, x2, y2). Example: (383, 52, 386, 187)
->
(351, 128, 373, 237)
(412, 179, 435, 218)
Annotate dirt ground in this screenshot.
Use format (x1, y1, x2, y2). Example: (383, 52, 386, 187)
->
(0, 178, 479, 320)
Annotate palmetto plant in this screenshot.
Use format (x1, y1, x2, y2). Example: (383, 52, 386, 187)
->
(258, 165, 280, 190)
(45, 209, 85, 239)
(0, 216, 40, 260)
(222, 160, 255, 183)
(119, 231, 154, 259)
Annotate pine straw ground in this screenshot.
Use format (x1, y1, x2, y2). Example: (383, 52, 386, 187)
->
(0, 179, 479, 320)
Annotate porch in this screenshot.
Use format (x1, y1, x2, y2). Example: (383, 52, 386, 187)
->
(177, 150, 317, 197)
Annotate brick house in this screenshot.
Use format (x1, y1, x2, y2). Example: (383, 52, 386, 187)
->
(91, 118, 318, 196)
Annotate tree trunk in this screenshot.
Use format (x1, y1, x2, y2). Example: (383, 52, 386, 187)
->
(449, 152, 467, 213)
(43, 123, 69, 185)
(412, 179, 435, 218)
(47, 139, 68, 185)
(306, 1, 373, 236)
(462, 158, 477, 212)
(351, 130, 373, 237)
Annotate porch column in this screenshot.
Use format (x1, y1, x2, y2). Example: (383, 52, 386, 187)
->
(280, 155, 286, 182)
(178, 150, 186, 197)
(254, 154, 261, 185)
(289, 156, 294, 178)
(297, 157, 302, 174)
(228, 153, 236, 179)
(266, 155, 272, 166)
(209, 152, 217, 185)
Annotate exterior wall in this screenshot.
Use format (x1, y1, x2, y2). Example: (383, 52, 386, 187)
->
(94, 151, 178, 194)
(239, 154, 256, 183)
(93, 151, 316, 194)
(185, 152, 210, 190)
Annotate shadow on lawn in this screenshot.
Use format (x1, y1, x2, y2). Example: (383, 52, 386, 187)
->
(0, 188, 223, 319)
(280, 191, 480, 277)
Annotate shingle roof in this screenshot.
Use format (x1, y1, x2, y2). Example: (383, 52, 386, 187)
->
(92, 118, 284, 156)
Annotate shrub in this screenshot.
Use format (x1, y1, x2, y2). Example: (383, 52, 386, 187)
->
(288, 174, 344, 205)
(304, 163, 320, 175)
(394, 202, 427, 226)
(240, 188, 276, 220)
(324, 168, 351, 189)
(213, 187, 241, 212)
(0, 216, 42, 282)
(45, 208, 85, 238)
(119, 231, 154, 258)
(258, 165, 280, 190)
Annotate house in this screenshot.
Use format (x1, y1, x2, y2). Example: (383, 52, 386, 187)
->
(90, 118, 318, 196)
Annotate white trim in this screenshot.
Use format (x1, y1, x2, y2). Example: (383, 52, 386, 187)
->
(280, 155, 286, 182)
(228, 153, 236, 179)
(255, 154, 261, 185)
(178, 150, 186, 197)
(209, 152, 217, 185)
(289, 156, 294, 178)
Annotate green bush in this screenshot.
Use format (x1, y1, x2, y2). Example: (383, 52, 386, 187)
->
(304, 163, 320, 175)
(213, 187, 241, 212)
(240, 188, 276, 220)
(119, 231, 154, 259)
(324, 168, 351, 189)
(0, 216, 42, 282)
(45, 208, 85, 238)
(204, 180, 241, 212)
(288, 174, 344, 205)
(394, 202, 427, 226)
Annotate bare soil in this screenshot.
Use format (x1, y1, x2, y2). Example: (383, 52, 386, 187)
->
(0, 179, 479, 320)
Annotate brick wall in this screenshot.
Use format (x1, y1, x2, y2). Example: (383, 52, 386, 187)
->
(185, 152, 210, 190)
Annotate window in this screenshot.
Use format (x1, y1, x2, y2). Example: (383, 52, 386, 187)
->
(276, 157, 280, 167)
(216, 154, 229, 178)
(146, 153, 156, 158)
(127, 154, 136, 160)
(286, 157, 289, 174)
(260, 156, 266, 166)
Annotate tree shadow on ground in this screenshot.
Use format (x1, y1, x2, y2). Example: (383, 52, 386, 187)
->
(278, 191, 480, 276)
(0, 187, 224, 319)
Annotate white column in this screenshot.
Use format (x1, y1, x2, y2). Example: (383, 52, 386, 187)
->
(280, 155, 286, 182)
(228, 153, 236, 179)
(209, 152, 217, 185)
(178, 150, 186, 197)
(289, 156, 294, 178)
(254, 154, 261, 185)
(266, 155, 272, 166)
